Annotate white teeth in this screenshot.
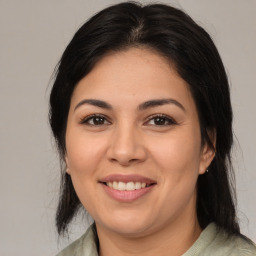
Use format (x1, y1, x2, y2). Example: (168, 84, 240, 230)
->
(107, 182, 113, 188)
(106, 181, 149, 191)
(117, 181, 126, 191)
(126, 182, 135, 190)
(135, 182, 141, 190)
(113, 181, 118, 189)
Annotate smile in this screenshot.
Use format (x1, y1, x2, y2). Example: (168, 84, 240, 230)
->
(105, 181, 150, 191)
(99, 174, 156, 202)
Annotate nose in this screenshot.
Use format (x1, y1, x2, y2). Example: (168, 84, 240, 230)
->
(106, 123, 147, 166)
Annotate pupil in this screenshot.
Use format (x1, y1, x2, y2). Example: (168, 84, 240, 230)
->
(155, 117, 165, 125)
(94, 117, 104, 125)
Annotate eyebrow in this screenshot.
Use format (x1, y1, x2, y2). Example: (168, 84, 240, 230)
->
(138, 99, 185, 112)
(74, 98, 185, 112)
(74, 99, 112, 111)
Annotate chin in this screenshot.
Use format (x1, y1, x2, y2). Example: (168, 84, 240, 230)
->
(109, 224, 151, 237)
(97, 213, 155, 237)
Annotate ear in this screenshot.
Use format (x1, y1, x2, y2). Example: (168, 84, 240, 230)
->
(65, 155, 71, 175)
(198, 129, 216, 175)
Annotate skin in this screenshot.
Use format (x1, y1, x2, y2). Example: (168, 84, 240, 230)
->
(65, 47, 215, 256)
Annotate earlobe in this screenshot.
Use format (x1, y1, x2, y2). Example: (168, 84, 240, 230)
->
(198, 144, 216, 175)
(65, 156, 71, 175)
(198, 129, 216, 175)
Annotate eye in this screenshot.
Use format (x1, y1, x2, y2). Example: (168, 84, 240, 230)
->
(80, 114, 111, 126)
(145, 114, 177, 126)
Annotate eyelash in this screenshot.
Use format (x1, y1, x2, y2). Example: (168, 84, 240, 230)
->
(79, 114, 177, 127)
(80, 114, 111, 126)
(144, 114, 177, 126)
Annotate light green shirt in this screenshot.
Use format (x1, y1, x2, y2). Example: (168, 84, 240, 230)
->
(57, 223, 256, 256)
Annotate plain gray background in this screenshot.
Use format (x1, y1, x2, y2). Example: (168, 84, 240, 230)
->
(0, 0, 255, 255)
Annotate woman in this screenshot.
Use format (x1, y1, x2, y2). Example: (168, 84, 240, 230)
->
(49, 2, 256, 255)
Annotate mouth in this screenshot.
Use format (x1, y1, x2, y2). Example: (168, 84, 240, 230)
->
(99, 174, 156, 190)
(99, 174, 156, 202)
(101, 181, 153, 191)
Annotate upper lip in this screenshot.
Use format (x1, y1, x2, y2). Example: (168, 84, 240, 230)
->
(99, 174, 157, 184)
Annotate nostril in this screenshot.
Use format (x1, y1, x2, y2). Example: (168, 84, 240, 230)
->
(109, 157, 140, 166)
(106, 134, 147, 165)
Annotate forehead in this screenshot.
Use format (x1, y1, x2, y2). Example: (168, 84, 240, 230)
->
(70, 47, 195, 110)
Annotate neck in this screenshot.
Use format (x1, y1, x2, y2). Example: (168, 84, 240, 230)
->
(97, 216, 201, 256)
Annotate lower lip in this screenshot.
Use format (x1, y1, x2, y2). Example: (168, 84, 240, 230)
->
(101, 184, 155, 202)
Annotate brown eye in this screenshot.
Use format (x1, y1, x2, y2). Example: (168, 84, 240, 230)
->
(146, 115, 176, 126)
(80, 114, 110, 126)
(153, 116, 168, 125)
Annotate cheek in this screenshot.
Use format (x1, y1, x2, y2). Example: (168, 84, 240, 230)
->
(149, 128, 202, 200)
(65, 134, 107, 211)
(150, 129, 201, 174)
(66, 131, 107, 178)
(150, 133, 201, 214)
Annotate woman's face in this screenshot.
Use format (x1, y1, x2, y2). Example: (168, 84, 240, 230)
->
(65, 47, 214, 237)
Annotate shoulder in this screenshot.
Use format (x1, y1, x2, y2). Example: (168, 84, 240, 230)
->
(56, 225, 98, 256)
(231, 237, 256, 256)
(184, 223, 256, 256)
(212, 231, 256, 256)
(203, 223, 256, 256)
